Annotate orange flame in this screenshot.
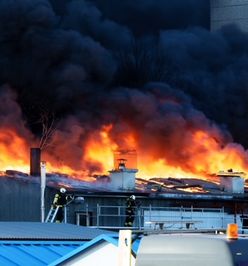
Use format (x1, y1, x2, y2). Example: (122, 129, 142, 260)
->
(0, 129, 30, 173)
(183, 130, 248, 176)
(143, 130, 247, 179)
(84, 124, 118, 172)
(0, 123, 248, 181)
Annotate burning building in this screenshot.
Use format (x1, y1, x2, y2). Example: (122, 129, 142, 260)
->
(1, 1, 248, 206)
(1, 172, 248, 231)
(1, 85, 248, 184)
(0, 1, 248, 184)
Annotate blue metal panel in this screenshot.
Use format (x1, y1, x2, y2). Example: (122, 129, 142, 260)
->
(49, 235, 117, 266)
(0, 242, 85, 266)
(49, 234, 140, 266)
(0, 254, 19, 266)
(0, 222, 113, 241)
(132, 239, 141, 254)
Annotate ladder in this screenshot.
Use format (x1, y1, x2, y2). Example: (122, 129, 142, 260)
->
(45, 206, 60, 223)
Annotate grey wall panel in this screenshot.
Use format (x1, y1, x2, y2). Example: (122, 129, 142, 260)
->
(0, 178, 40, 221)
(212, 6, 248, 20)
(211, 0, 248, 31)
(211, 0, 248, 8)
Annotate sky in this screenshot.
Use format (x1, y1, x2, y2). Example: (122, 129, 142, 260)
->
(1, 0, 248, 177)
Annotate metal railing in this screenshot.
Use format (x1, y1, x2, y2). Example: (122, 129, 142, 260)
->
(75, 205, 240, 230)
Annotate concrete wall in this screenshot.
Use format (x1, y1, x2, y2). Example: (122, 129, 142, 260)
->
(211, 0, 248, 31)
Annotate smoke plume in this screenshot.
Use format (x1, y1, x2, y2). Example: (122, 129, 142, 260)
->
(1, 0, 248, 178)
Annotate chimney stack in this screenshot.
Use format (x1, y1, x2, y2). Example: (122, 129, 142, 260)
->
(30, 148, 41, 176)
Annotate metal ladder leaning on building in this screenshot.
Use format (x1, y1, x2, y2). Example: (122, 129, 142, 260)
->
(45, 206, 60, 223)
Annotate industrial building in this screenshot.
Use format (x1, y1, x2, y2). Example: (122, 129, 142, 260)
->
(1, 172, 248, 231)
(0, 146, 247, 231)
(1, 2, 248, 265)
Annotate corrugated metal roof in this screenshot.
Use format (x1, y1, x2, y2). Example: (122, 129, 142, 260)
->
(49, 234, 119, 266)
(0, 222, 114, 240)
(50, 234, 141, 265)
(0, 241, 84, 266)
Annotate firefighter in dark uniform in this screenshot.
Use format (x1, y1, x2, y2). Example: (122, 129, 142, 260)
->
(53, 187, 67, 223)
(124, 195, 136, 227)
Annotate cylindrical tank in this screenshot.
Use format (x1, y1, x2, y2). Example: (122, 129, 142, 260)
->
(211, 0, 248, 32)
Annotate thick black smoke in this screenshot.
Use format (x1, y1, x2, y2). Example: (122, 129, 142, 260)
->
(1, 0, 248, 154)
(91, 0, 210, 35)
(0, 0, 116, 134)
(158, 26, 248, 147)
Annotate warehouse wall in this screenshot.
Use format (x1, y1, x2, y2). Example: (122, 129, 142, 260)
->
(0, 177, 41, 221)
(0, 176, 247, 227)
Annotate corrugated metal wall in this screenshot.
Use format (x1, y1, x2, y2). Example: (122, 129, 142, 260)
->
(0, 177, 40, 221)
(0, 177, 247, 227)
(0, 177, 58, 221)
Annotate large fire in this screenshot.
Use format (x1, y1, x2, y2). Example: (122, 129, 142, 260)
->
(0, 129, 30, 173)
(1, 121, 248, 181)
(1, 87, 248, 180)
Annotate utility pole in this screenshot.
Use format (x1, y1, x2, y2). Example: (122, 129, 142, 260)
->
(40, 161, 46, 222)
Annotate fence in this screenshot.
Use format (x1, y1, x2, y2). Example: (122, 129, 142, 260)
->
(75, 204, 242, 230)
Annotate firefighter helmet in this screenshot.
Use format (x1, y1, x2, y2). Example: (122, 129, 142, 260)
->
(60, 187, 66, 193)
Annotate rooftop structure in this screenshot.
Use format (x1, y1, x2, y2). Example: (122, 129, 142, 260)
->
(217, 169, 246, 194)
(109, 158, 138, 191)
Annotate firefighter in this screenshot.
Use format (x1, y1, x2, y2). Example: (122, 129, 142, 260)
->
(52, 187, 67, 223)
(124, 195, 136, 227)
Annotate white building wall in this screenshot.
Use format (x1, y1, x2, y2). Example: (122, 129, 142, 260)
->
(220, 176, 244, 193)
(63, 242, 135, 266)
(232, 177, 245, 193)
(211, 0, 248, 32)
(109, 170, 136, 190)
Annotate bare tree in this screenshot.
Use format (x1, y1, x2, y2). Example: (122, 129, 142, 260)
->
(38, 109, 57, 150)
